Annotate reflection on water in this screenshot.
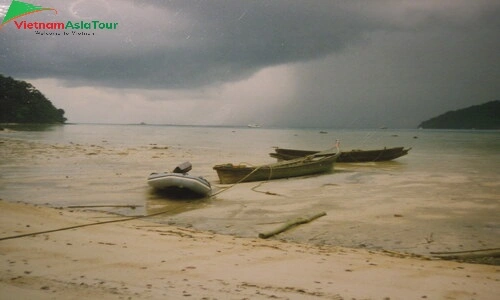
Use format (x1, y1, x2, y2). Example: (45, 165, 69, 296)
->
(336, 160, 409, 171)
(1, 123, 63, 132)
(148, 187, 210, 200)
(146, 189, 212, 219)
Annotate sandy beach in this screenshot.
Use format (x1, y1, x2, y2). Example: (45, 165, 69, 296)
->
(1, 132, 499, 259)
(1, 128, 499, 299)
(1, 199, 499, 300)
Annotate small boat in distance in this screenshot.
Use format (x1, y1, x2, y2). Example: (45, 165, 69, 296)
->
(247, 123, 261, 128)
(213, 149, 341, 184)
(148, 162, 211, 196)
(270, 147, 411, 163)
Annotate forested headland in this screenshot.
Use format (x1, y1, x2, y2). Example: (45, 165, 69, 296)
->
(418, 100, 500, 129)
(0, 74, 66, 124)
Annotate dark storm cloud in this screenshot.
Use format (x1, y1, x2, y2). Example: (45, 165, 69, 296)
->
(268, 1, 500, 128)
(1, 0, 499, 128)
(0, 0, 382, 89)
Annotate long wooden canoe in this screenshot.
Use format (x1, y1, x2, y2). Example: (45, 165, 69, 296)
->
(213, 151, 340, 184)
(270, 147, 410, 163)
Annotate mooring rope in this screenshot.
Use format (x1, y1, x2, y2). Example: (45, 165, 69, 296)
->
(1, 162, 273, 241)
(1, 145, 337, 241)
(0, 205, 188, 242)
(209, 164, 267, 197)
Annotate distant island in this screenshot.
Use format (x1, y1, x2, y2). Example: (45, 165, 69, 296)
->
(418, 100, 500, 129)
(0, 74, 66, 124)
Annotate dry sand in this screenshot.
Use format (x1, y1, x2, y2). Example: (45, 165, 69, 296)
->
(1, 199, 498, 300)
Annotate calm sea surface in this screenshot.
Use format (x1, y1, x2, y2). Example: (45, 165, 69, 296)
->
(1, 124, 499, 254)
(2, 123, 499, 175)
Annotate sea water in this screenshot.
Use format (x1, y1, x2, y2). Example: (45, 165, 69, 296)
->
(1, 124, 499, 255)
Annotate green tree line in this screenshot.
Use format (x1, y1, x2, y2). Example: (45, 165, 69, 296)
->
(418, 100, 500, 129)
(0, 74, 66, 123)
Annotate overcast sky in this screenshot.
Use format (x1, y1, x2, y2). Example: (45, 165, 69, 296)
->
(1, 0, 499, 128)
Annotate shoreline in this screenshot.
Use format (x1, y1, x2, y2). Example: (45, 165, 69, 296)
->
(1, 199, 499, 299)
(1, 134, 499, 259)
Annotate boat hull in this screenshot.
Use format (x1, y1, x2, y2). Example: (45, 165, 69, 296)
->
(271, 147, 410, 162)
(213, 153, 339, 184)
(147, 173, 212, 196)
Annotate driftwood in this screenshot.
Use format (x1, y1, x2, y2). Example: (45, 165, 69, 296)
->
(430, 248, 500, 260)
(258, 212, 326, 239)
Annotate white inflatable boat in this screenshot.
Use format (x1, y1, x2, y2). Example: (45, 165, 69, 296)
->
(147, 162, 211, 196)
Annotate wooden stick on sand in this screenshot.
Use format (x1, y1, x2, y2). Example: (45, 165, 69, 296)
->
(259, 211, 326, 239)
(431, 248, 500, 260)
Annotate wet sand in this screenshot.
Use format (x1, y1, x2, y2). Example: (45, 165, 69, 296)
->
(1, 200, 499, 299)
(1, 135, 499, 256)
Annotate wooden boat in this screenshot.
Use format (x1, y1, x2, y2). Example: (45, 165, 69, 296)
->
(270, 147, 411, 163)
(213, 150, 340, 184)
(147, 162, 211, 196)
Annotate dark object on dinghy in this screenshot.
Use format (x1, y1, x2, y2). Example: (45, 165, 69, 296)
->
(173, 161, 192, 174)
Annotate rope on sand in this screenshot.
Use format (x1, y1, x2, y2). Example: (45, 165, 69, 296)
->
(1, 164, 272, 242)
(0, 206, 185, 242)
